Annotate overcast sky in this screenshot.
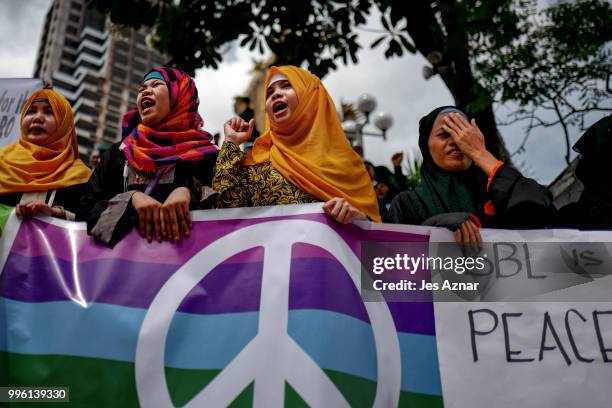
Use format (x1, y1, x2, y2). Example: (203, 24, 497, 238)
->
(1, 0, 605, 184)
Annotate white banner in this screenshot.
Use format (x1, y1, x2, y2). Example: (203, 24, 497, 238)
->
(433, 228, 612, 408)
(0, 78, 44, 147)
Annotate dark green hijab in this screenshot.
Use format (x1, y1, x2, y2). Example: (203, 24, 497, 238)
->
(392, 106, 489, 224)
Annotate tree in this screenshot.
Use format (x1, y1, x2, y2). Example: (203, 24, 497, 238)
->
(475, 0, 612, 165)
(89, 0, 611, 163)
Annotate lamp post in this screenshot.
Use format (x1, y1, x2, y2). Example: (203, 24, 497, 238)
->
(341, 93, 393, 153)
(422, 51, 455, 80)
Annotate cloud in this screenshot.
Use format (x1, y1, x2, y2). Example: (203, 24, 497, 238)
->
(0, 0, 50, 78)
(194, 44, 256, 140)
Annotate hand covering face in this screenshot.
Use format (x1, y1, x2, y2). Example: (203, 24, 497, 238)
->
(398, 106, 488, 223)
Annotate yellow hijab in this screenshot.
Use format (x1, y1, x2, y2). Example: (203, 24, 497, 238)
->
(0, 89, 91, 195)
(246, 65, 381, 222)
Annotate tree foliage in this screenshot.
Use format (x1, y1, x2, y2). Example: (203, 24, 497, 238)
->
(475, 0, 611, 164)
(89, 0, 612, 165)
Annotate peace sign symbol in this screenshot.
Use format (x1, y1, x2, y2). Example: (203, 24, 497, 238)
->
(135, 219, 401, 407)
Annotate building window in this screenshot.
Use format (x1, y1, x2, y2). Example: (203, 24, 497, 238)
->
(132, 60, 146, 74)
(106, 113, 120, 124)
(113, 53, 128, 65)
(78, 105, 98, 116)
(115, 41, 128, 53)
(77, 135, 94, 148)
(71, 1, 83, 11)
(112, 67, 127, 80)
(64, 38, 79, 49)
(66, 25, 78, 36)
(152, 56, 167, 66)
(134, 48, 147, 60)
(131, 73, 142, 84)
(80, 60, 100, 70)
(110, 83, 123, 94)
(59, 64, 74, 75)
(61, 51, 75, 61)
(82, 9, 106, 32)
(103, 128, 119, 141)
(107, 97, 121, 109)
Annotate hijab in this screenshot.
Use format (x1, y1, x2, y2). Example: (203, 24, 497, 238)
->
(395, 106, 488, 224)
(573, 114, 612, 205)
(246, 65, 380, 221)
(120, 67, 218, 172)
(0, 89, 91, 194)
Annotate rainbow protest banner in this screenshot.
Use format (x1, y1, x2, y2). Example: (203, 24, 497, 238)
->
(4, 204, 610, 407)
(0, 204, 442, 407)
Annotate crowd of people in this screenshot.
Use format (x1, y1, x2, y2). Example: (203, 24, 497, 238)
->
(0, 65, 610, 245)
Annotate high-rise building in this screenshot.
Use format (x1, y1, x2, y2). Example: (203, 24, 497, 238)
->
(33, 0, 166, 160)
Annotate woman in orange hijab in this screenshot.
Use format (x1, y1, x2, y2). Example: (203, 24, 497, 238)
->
(213, 65, 380, 223)
(0, 88, 91, 221)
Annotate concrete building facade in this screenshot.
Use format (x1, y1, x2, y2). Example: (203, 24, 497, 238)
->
(33, 0, 166, 160)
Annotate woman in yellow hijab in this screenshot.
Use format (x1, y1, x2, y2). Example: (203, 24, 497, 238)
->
(0, 88, 91, 221)
(213, 65, 380, 222)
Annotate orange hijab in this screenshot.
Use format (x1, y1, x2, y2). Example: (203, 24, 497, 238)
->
(246, 65, 380, 222)
(0, 89, 91, 195)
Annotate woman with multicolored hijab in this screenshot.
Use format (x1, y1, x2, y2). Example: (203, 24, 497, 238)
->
(79, 67, 218, 246)
(213, 65, 380, 223)
(0, 88, 91, 227)
(389, 106, 555, 243)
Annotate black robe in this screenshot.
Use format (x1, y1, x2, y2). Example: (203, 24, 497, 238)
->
(78, 143, 215, 246)
(389, 164, 556, 229)
(557, 115, 612, 230)
(0, 183, 86, 217)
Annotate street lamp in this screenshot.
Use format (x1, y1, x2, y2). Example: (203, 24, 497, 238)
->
(341, 93, 393, 152)
(422, 50, 455, 80)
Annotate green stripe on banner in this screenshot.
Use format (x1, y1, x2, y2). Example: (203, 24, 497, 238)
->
(1, 352, 443, 407)
(285, 382, 309, 407)
(228, 383, 254, 407)
(0, 203, 12, 235)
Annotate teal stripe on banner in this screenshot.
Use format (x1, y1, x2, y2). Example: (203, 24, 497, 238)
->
(0, 297, 258, 368)
(288, 309, 442, 396)
(0, 297, 440, 395)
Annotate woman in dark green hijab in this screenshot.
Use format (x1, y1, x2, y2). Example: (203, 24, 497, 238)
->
(389, 106, 555, 243)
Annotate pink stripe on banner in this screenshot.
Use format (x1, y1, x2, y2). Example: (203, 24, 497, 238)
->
(9, 214, 426, 265)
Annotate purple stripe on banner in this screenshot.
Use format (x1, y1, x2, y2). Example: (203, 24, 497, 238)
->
(388, 302, 436, 335)
(290, 248, 369, 323)
(0, 250, 263, 314)
(10, 214, 426, 265)
(0, 251, 434, 335)
(289, 244, 435, 336)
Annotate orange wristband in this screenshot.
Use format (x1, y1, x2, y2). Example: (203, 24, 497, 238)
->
(486, 161, 505, 191)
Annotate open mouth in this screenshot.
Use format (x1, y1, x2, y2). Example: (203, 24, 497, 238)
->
(28, 125, 45, 133)
(141, 97, 156, 113)
(272, 101, 288, 115)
